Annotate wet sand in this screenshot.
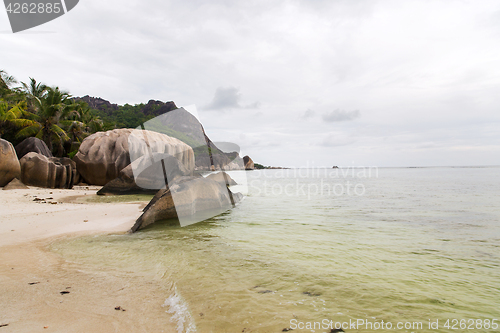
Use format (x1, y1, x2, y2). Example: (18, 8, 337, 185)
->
(0, 187, 176, 333)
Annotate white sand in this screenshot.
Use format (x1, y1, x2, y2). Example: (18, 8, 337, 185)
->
(0, 187, 141, 246)
(0, 187, 176, 333)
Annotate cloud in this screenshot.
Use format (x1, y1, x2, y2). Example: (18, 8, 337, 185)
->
(322, 109, 360, 122)
(300, 109, 316, 119)
(205, 87, 259, 110)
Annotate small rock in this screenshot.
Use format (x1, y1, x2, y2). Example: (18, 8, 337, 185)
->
(257, 290, 273, 294)
(330, 329, 345, 333)
(0, 324, 9, 328)
(60, 291, 70, 295)
(282, 328, 293, 332)
(302, 291, 321, 297)
(83, 220, 88, 222)
(44, 326, 48, 329)
(28, 282, 40, 285)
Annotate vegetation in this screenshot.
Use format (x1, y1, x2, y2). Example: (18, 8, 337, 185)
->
(93, 103, 152, 129)
(0, 70, 103, 157)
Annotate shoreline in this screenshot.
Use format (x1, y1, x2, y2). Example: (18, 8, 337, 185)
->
(0, 188, 176, 333)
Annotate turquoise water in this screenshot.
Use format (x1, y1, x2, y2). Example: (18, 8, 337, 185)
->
(52, 167, 500, 333)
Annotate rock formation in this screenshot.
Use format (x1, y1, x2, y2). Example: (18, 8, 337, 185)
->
(141, 100, 178, 117)
(74, 96, 119, 114)
(2, 178, 28, 190)
(0, 139, 21, 187)
(130, 176, 242, 232)
(243, 155, 254, 170)
(15, 137, 52, 160)
(73, 129, 194, 186)
(206, 171, 237, 186)
(97, 153, 192, 195)
(19, 153, 75, 189)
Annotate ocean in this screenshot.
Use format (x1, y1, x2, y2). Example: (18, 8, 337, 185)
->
(51, 167, 500, 333)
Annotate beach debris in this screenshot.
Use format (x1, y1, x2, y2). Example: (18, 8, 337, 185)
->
(83, 220, 88, 222)
(0, 324, 9, 328)
(302, 291, 321, 297)
(33, 197, 44, 201)
(44, 326, 48, 329)
(257, 290, 273, 294)
(60, 291, 70, 295)
(199, 313, 204, 317)
(330, 329, 345, 333)
(28, 281, 40, 285)
(282, 328, 293, 332)
(114, 306, 126, 311)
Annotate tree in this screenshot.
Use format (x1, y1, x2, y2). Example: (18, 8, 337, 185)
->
(0, 100, 27, 138)
(21, 77, 47, 111)
(16, 86, 72, 154)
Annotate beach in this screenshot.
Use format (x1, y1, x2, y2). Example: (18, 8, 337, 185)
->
(1, 168, 499, 333)
(0, 187, 176, 333)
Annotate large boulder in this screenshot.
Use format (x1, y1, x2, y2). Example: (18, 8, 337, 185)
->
(19, 153, 75, 189)
(15, 137, 52, 160)
(0, 139, 21, 187)
(243, 155, 254, 170)
(97, 153, 191, 195)
(73, 129, 195, 186)
(131, 176, 243, 232)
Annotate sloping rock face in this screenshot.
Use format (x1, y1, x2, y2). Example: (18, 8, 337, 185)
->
(206, 172, 237, 186)
(131, 176, 242, 232)
(97, 153, 191, 195)
(3, 178, 28, 190)
(20, 152, 75, 189)
(74, 129, 194, 186)
(243, 155, 254, 170)
(0, 139, 21, 187)
(15, 137, 52, 160)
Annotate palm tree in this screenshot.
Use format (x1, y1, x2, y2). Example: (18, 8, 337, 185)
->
(0, 70, 17, 93)
(0, 100, 28, 138)
(21, 77, 48, 111)
(16, 86, 72, 154)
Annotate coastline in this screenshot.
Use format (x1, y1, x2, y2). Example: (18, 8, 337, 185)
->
(0, 188, 176, 333)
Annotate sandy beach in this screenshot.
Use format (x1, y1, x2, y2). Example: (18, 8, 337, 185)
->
(0, 187, 176, 333)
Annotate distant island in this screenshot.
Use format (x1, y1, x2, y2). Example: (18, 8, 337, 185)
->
(254, 163, 289, 170)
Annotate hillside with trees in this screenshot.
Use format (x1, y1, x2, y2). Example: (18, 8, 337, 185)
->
(0, 69, 179, 158)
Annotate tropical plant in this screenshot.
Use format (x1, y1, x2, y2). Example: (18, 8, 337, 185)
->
(21, 77, 48, 111)
(16, 86, 72, 154)
(0, 100, 27, 138)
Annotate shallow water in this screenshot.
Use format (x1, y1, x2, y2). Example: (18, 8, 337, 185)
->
(51, 167, 500, 333)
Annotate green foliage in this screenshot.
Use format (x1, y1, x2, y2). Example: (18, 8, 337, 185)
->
(91, 103, 153, 129)
(254, 163, 266, 169)
(0, 70, 106, 157)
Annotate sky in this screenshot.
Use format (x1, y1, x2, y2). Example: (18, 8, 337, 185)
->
(1, 0, 500, 167)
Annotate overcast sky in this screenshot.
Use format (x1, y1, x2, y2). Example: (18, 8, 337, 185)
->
(2, 0, 500, 167)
